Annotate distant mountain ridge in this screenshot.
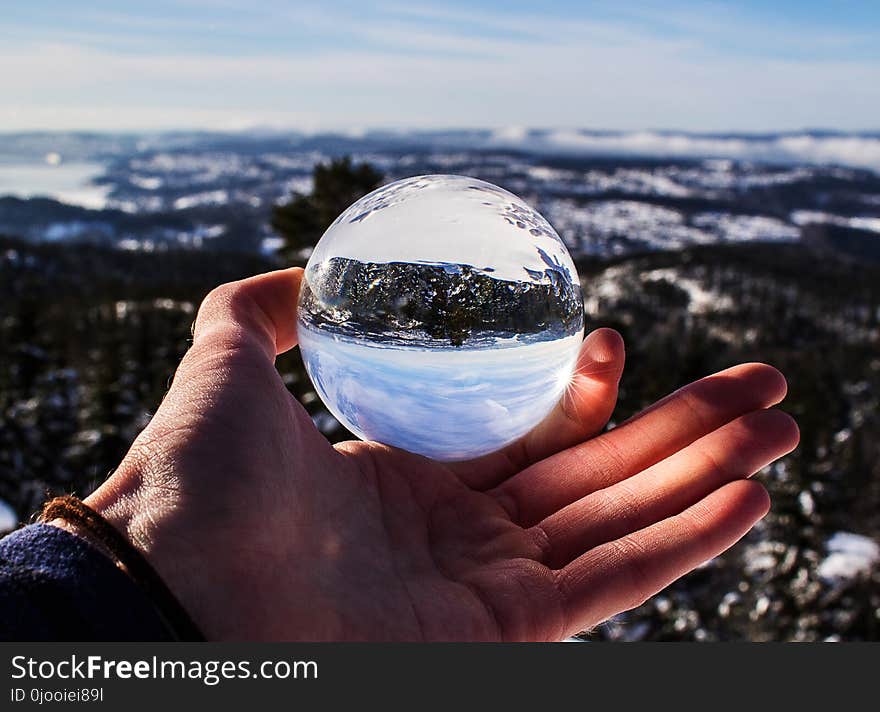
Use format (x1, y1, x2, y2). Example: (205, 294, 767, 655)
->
(3, 128, 879, 170)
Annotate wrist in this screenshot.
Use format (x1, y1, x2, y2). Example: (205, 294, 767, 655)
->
(40, 493, 205, 640)
(84, 459, 210, 637)
(83, 462, 149, 554)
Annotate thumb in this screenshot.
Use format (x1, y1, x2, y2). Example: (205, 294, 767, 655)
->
(191, 267, 304, 361)
(142, 266, 313, 444)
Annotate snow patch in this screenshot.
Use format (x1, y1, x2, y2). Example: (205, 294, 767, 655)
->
(817, 532, 880, 581)
(791, 211, 880, 235)
(642, 268, 734, 315)
(692, 213, 800, 243)
(172, 189, 229, 210)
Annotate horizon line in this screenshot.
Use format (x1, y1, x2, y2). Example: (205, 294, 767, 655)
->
(1, 126, 880, 137)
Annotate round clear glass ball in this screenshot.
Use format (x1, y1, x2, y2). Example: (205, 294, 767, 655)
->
(297, 174, 584, 461)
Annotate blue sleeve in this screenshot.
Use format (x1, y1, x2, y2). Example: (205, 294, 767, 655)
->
(0, 524, 174, 640)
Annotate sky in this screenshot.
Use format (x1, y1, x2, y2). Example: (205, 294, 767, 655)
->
(1, 0, 878, 133)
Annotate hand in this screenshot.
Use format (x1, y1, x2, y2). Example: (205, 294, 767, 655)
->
(85, 268, 798, 640)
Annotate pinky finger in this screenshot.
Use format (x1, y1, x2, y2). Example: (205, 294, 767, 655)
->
(554, 479, 769, 638)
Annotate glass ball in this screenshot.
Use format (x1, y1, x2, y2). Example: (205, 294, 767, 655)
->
(297, 174, 584, 461)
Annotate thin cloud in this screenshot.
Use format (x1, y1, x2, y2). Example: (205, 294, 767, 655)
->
(0, 2, 877, 131)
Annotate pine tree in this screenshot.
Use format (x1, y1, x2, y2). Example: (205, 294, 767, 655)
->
(271, 157, 383, 263)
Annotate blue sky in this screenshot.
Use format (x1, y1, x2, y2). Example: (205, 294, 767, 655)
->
(2, 1, 878, 131)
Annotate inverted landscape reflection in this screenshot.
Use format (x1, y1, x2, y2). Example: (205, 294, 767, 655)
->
(299, 326, 582, 461)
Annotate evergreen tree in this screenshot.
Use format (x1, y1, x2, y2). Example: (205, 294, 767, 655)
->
(271, 157, 383, 263)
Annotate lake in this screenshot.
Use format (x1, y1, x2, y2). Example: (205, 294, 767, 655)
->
(0, 160, 110, 209)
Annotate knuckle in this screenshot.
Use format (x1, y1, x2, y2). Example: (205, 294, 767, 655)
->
(680, 499, 714, 534)
(603, 480, 641, 528)
(610, 535, 654, 608)
(199, 281, 249, 320)
(591, 435, 628, 483)
(695, 446, 733, 482)
(527, 523, 553, 562)
(194, 280, 273, 355)
(675, 387, 711, 432)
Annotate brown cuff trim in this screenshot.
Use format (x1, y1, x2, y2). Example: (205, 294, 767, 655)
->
(40, 495, 205, 641)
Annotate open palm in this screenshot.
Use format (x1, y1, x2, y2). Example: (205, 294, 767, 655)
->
(86, 268, 798, 640)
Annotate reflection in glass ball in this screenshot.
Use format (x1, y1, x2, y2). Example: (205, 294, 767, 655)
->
(297, 174, 584, 461)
